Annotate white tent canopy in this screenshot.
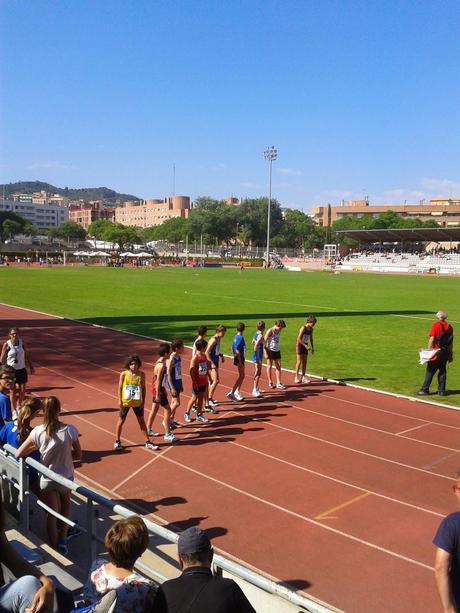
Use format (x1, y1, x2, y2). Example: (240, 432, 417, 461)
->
(119, 251, 136, 257)
(134, 251, 154, 257)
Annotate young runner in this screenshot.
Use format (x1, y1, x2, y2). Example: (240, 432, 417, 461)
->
(264, 320, 287, 389)
(0, 365, 14, 429)
(184, 339, 210, 424)
(147, 343, 176, 444)
(192, 325, 208, 357)
(1, 327, 34, 411)
(205, 325, 226, 410)
(251, 321, 266, 397)
(227, 323, 246, 402)
(114, 355, 158, 451)
(295, 315, 317, 383)
(166, 339, 184, 432)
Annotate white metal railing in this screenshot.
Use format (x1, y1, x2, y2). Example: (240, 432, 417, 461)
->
(0, 444, 335, 613)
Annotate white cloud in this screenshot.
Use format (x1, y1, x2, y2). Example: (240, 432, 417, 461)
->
(420, 177, 460, 195)
(276, 167, 302, 176)
(27, 161, 76, 170)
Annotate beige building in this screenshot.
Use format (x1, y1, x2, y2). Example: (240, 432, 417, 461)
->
(115, 196, 191, 228)
(69, 202, 115, 230)
(311, 198, 460, 227)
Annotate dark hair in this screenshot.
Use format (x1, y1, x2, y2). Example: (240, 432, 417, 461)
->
(195, 339, 208, 351)
(307, 315, 317, 324)
(104, 516, 149, 569)
(124, 354, 141, 369)
(0, 365, 15, 378)
(9, 327, 19, 336)
(17, 397, 42, 441)
(256, 320, 265, 331)
(236, 322, 245, 332)
(180, 551, 210, 566)
(158, 342, 171, 357)
(42, 396, 61, 437)
(170, 339, 184, 351)
(275, 319, 286, 328)
(197, 325, 207, 336)
(215, 325, 226, 333)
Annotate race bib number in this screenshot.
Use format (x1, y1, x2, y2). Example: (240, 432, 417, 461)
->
(123, 384, 141, 401)
(198, 362, 208, 376)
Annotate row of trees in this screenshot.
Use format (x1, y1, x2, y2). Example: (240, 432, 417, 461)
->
(91, 197, 327, 250)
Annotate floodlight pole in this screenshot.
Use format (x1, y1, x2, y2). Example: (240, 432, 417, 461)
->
(263, 146, 277, 269)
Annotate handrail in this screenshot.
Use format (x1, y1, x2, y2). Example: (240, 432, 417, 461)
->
(2, 444, 335, 613)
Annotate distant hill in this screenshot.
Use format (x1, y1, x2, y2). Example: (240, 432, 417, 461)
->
(0, 181, 141, 204)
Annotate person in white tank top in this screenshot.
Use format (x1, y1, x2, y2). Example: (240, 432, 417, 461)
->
(263, 320, 286, 389)
(1, 327, 34, 411)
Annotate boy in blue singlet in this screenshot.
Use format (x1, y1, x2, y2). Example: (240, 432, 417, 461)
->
(251, 320, 265, 397)
(205, 325, 226, 411)
(167, 339, 184, 429)
(227, 323, 246, 402)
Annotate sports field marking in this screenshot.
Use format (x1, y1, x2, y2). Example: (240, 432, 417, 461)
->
(314, 492, 372, 520)
(177, 291, 337, 311)
(423, 451, 460, 471)
(231, 410, 454, 481)
(283, 399, 459, 453)
(229, 439, 444, 517)
(159, 452, 434, 572)
(396, 423, 431, 436)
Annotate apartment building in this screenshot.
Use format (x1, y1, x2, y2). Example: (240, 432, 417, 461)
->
(10, 191, 66, 206)
(69, 202, 115, 230)
(0, 199, 68, 228)
(115, 196, 191, 228)
(311, 198, 460, 227)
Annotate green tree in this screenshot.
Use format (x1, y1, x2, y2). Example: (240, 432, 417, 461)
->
(0, 211, 31, 241)
(88, 220, 116, 240)
(238, 198, 283, 246)
(55, 221, 87, 243)
(189, 198, 238, 244)
(2, 220, 22, 239)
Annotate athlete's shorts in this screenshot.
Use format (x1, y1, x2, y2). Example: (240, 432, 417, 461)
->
(14, 368, 28, 385)
(152, 386, 169, 407)
(296, 344, 308, 356)
(266, 350, 281, 361)
(192, 384, 207, 395)
(233, 355, 245, 366)
(120, 405, 144, 419)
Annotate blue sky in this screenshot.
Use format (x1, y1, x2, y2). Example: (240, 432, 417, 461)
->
(1, 0, 460, 212)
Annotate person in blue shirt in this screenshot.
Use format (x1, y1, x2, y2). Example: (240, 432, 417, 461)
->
(251, 321, 266, 398)
(0, 396, 42, 495)
(227, 323, 246, 402)
(0, 366, 15, 428)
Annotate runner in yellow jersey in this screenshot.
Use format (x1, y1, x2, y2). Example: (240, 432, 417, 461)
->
(114, 355, 159, 451)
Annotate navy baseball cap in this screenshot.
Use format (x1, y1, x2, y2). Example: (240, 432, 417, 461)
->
(178, 527, 211, 555)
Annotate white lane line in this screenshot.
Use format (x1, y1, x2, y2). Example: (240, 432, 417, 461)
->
(159, 452, 434, 571)
(397, 424, 431, 436)
(228, 436, 444, 517)
(231, 410, 454, 481)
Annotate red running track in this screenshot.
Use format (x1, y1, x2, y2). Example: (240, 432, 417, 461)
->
(2, 303, 459, 613)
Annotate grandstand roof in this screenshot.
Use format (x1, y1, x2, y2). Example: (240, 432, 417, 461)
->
(335, 226, 460, 243)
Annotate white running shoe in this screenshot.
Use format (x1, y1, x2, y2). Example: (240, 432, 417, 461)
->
(208, 398, 219, 407)
(276, 383, 287, 390)
(234, 391, 243, 401)
(227, 391, 237, 402)
(294, 376, 301, 384)
(252, 389, 261, 398)
(268, 382, 274, 389)
(302, 376, 311, 384)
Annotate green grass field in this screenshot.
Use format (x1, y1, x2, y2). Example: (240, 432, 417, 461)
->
(2, 266, 459, 405)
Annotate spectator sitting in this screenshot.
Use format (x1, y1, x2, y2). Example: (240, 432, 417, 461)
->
(151, 526, 255, 612)
(0, 489, 55, 613)
(72, 516, 157, 613)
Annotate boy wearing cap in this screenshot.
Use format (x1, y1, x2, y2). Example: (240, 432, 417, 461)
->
(151, 527, 255, 612)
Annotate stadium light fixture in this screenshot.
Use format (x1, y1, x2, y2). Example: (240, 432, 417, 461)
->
(263, 146, 278, 269)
